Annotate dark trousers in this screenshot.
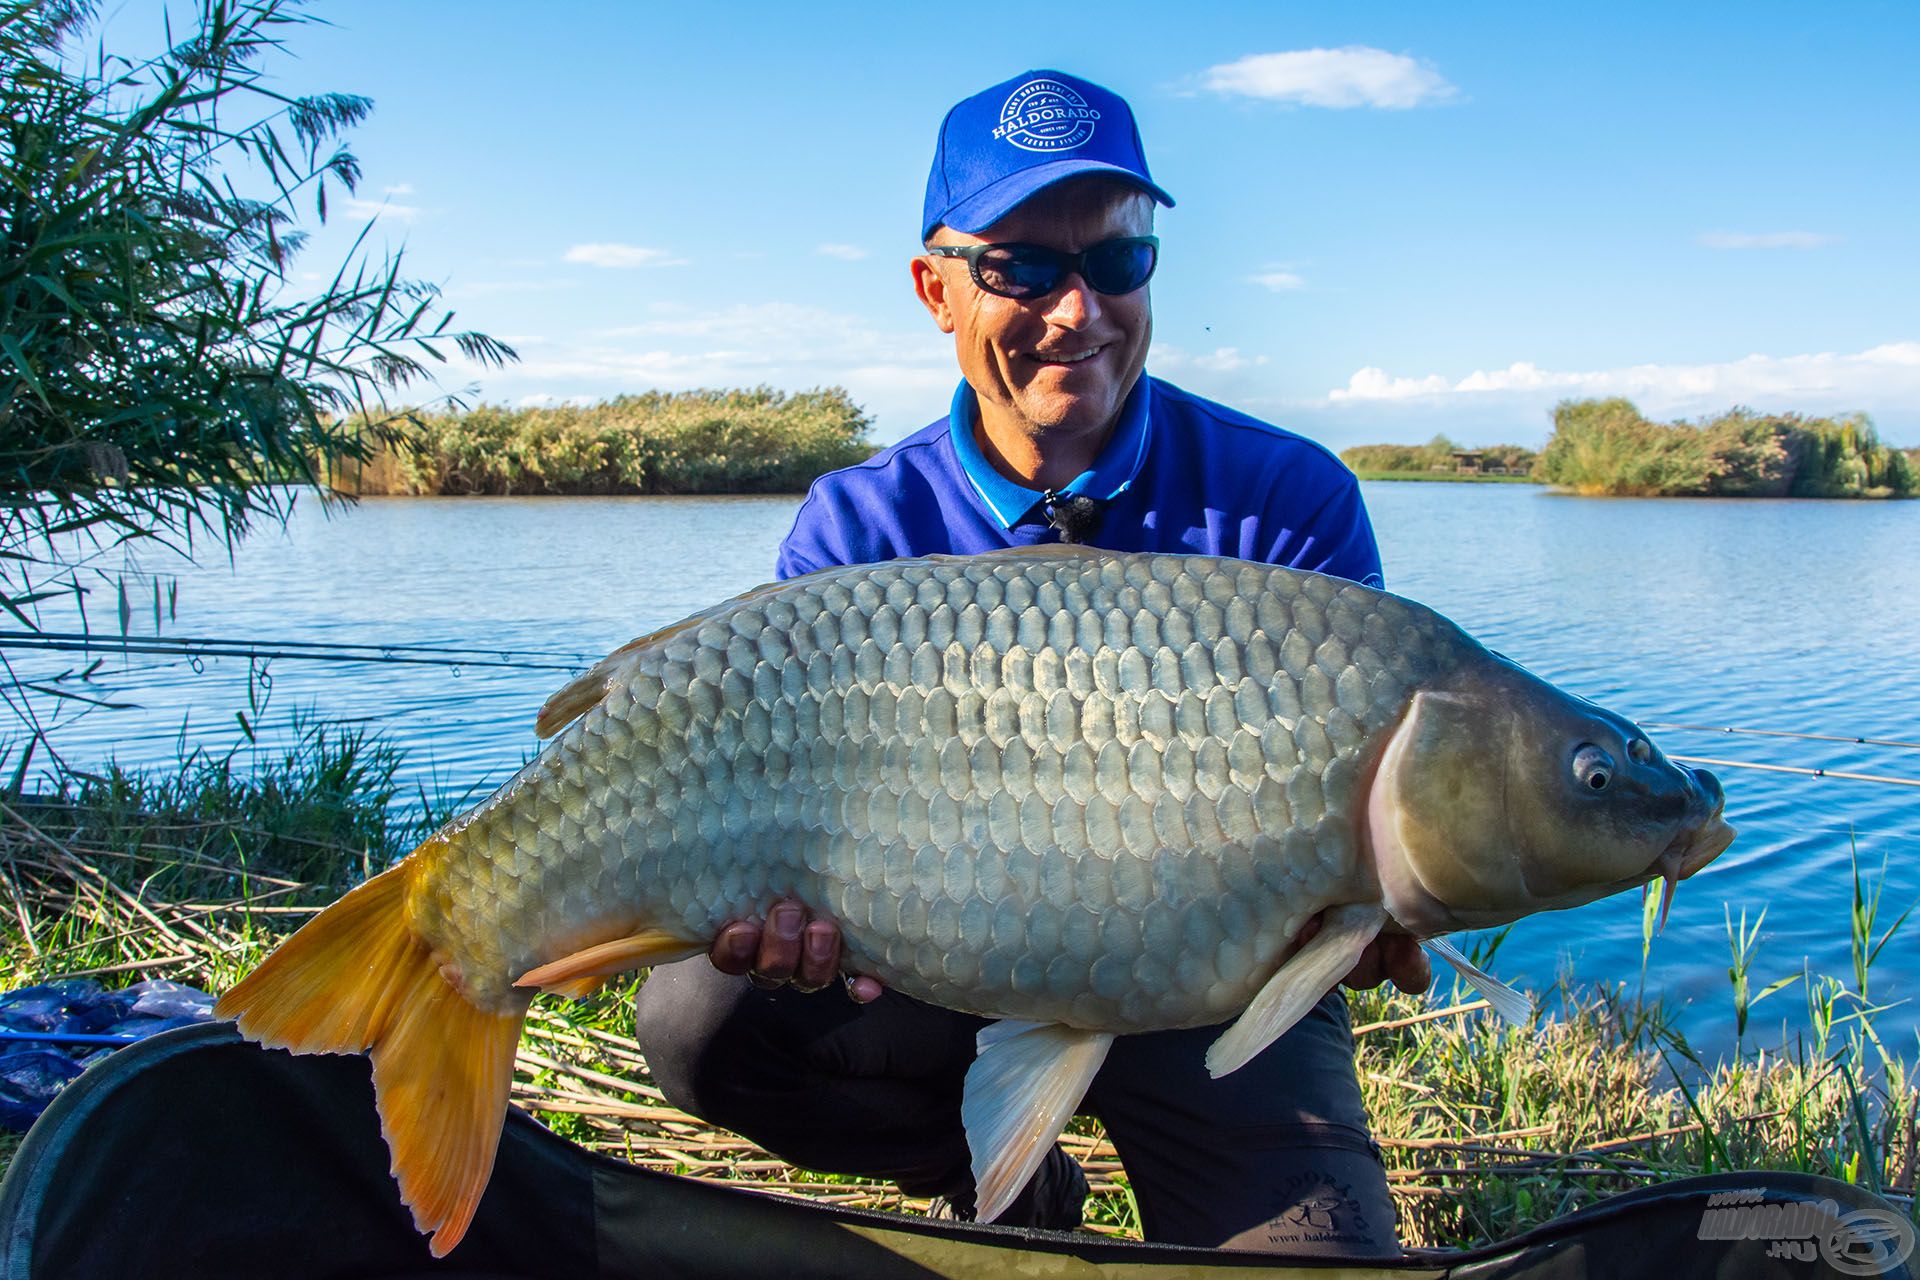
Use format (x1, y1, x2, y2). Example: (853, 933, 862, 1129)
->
(633, 958, 1400, 1254)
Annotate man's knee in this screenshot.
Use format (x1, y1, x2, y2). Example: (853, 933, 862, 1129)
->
(631, 958, 763, 1118)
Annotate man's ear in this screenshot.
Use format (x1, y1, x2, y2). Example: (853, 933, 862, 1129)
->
(911, 255, 957, 334)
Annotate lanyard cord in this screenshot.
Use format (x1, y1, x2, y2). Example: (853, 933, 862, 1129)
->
(1041, 490, 1106, 544)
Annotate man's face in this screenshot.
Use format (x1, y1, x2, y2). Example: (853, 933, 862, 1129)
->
(914, 178, 1153, 443)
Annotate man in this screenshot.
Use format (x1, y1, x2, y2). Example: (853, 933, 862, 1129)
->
(634, 69, 1430, 1255)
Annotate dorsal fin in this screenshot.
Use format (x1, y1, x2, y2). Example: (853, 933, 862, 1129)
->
(533, 583, 806, 738)
(534, 544, 1115, 738)
(534, 632, 672, 739)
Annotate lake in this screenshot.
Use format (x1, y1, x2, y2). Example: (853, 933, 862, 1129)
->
(8, 483, 1918, 1053)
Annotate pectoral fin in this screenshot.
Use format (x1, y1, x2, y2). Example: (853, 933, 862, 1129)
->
(1205, 903, 1387, 1078)
(1426, 936, 1533, 1024)
(961, 1020, 1114, 1224)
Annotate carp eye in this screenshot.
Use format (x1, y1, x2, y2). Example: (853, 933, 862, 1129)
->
(1572, 744, 1616, 792)
(1628, 737, 1652, 765)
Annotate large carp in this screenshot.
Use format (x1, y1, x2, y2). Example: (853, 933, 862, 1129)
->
(217, 545, 1733, 1254)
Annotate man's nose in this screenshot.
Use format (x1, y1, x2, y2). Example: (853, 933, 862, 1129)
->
(1042, 273, 1101, 328)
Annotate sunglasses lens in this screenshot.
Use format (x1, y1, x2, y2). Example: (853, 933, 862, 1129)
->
(1084, 239, 1156, 294)
(964, 239, 1157, 298)
(973, 247, 1062, 299)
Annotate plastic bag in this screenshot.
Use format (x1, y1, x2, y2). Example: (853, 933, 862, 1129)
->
(0, 978, 218, 1128)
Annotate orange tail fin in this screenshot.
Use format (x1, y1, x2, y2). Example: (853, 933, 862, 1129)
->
(214, 861, 525, 1257)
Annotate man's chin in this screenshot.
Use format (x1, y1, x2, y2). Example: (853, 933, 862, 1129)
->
(1018, 403, 1118, 438)
(1012, 385, 1125, 436)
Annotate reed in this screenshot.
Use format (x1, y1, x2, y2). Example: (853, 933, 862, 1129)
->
(328, 388, 877, 497)
(0, 730, 1911, 1250)
(1536, 399, 1917, 498)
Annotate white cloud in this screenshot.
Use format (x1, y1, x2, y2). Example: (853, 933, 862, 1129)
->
(562, 243, 686, 269)
(1196, 347, 1263, 373)
(1200, 47, 1456, 109)
(1152, 345, 1271, 377)
(342, 195, 422, 222)
(383, 183, 415, 197)
(1250, 270, 1306, 291)
(1332, 367, 1453, 401)
(1324, 343, 1920, 418)
(1698, 230, 1840, 250)
(816, 243, 870, 261)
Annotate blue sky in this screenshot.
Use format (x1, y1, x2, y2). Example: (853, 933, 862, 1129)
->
(124, 1, 1920, 449)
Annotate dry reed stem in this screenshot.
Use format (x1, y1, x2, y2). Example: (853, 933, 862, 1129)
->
(1352, 1001, 1490, 1035)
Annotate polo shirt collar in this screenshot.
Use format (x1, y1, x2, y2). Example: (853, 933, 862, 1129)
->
(948, 376, 1153, 529)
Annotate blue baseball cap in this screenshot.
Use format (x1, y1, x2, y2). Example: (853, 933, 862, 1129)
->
(922, 70, 1175, 241)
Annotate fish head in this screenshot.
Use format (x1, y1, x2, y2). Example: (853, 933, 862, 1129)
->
(1368, 652, 1735, 935)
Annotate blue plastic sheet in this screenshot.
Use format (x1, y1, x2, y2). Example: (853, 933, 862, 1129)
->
(0, 979, 216, 1129)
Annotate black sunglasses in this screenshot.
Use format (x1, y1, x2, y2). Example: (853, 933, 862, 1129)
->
(927, 236, 1159, 300)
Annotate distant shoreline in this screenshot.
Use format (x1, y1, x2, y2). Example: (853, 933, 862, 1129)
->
(1352, 470, 1540, 485)
(1345, 398, 1917, 499)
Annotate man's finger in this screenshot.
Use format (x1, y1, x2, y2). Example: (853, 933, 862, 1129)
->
(791, 919, 840, 992)
(1387, 936, 1433, 995)
(1341, 944, 1386, 991)
(751, 901, 805, 988)
(711, 921, 759, 976)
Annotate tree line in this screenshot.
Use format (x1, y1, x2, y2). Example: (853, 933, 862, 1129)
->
(1340, 435, 1539, 477)
(1341, 402, 1914, 499)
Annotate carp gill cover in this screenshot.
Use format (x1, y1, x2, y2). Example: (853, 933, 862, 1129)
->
(216, 545, 1734, 1255)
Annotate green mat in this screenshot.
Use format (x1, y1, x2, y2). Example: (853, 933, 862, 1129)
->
(2, 1023, 1911, 1279)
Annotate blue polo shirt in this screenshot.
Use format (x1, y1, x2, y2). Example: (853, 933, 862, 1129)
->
(776, 374, 1383, 587)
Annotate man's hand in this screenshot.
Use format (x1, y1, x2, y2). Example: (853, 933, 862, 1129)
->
(714, 901, 1426, 1004)
(1294, 914, 1433, 995)
(709, 899, 884, 1003)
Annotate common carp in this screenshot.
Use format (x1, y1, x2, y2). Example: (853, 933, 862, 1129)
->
(216, 545, 1733, 1254)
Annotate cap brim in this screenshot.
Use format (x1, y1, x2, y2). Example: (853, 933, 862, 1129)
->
(931, 160, 1175, 239)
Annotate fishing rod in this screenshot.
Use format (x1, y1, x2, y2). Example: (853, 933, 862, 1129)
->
(0, 631, 589, 674)
(1644, 722, 1920, 753)
(5, 632, 1917, 787)
(1666, 755, 1920, 790)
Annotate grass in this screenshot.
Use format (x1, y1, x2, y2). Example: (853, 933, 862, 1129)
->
(0, 728, 1913, 1250)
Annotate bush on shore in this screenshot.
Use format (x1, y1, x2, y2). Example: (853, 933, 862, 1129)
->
(1536, 399, 1917, 498)
(1341, 435, 1538, 477)
(331, 387, 877, 496)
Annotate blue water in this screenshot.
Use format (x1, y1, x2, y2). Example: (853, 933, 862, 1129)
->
(7, 484, 1918, 1054)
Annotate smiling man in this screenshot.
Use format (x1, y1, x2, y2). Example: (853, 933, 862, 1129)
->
(633, 70, 1426, 1255)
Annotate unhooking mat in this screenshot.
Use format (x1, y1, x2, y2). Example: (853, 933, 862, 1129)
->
(0, 1022, 1911, 1279)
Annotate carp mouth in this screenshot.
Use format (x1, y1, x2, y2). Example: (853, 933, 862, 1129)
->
(1644, 766, 1735, 932)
